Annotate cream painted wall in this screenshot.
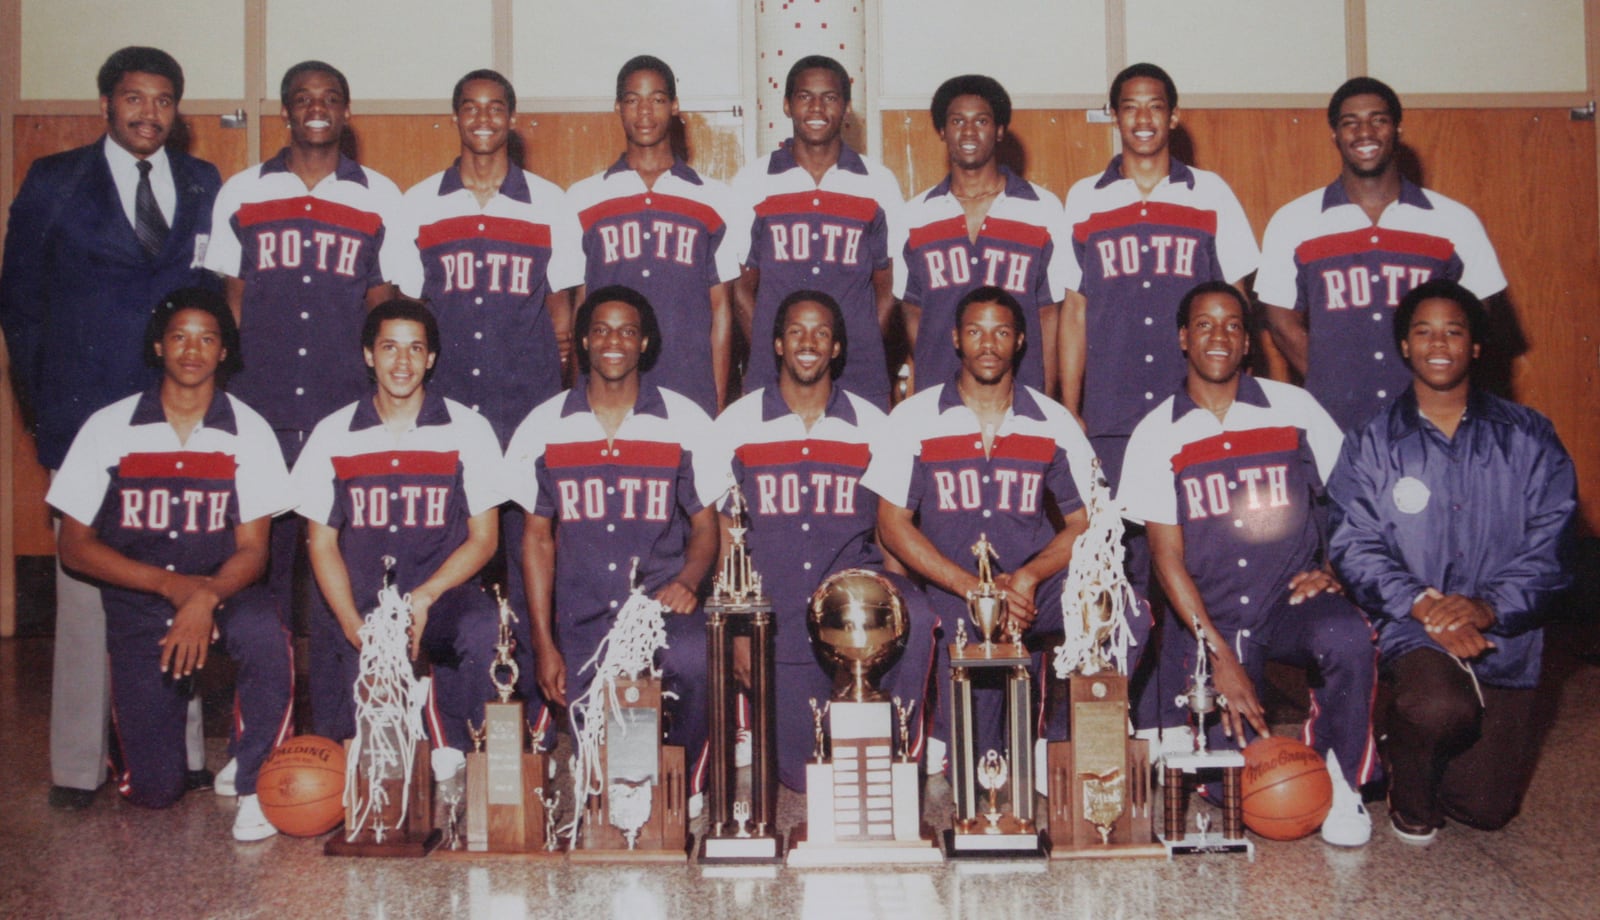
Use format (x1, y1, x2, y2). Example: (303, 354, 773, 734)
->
(1126, 0, 1346, 96)
(265, 0, 495, 101)
(20, 0, 246, 99)
(1367, 0, 1587, 93)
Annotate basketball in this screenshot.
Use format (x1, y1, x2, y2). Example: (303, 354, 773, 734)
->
(1240, 736, 1332, 841)
(256, 735, 346, 837)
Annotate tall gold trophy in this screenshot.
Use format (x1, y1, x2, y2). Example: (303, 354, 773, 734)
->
(946, 534, 1047, 857)
(786, 570, 941, 866)
(1047, 460, 1161, 858)
(699, 482, 783, 864)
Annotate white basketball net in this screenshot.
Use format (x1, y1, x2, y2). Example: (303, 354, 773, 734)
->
(344, 573, 429, 842)
(1054, 460, 1141, 679)
(563, 584, 669, 847)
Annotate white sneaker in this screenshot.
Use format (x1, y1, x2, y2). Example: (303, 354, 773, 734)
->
(232, 794, 278, 842)
(734, 729, 753, 769)
(214, 758, 238, 797)
(1319, 750, 1372, 847)
(431, 747, 466, 783)
(688, 793, 704, 820)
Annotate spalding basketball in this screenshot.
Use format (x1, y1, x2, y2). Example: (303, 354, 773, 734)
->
(1241, 736, 1332, 841)
(257, 735, 346, 837)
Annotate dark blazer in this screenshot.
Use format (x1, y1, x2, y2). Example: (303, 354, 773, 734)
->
(0, 139, 222, 468)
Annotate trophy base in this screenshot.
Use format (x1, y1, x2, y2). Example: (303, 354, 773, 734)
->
(1161, 835, 1255, 860)
(570, 845, 690, 864)
(698, 831, 786, 863)
(785, 824, 944, 866)
(323, 827, 442, 858)
(949, 641, 1031, 667)
(944, 828, 1050, 858)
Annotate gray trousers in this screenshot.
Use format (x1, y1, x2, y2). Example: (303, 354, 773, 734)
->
(50, 474, 204, 790)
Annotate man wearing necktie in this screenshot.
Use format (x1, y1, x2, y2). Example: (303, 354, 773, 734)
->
(0, 46, 222, 811)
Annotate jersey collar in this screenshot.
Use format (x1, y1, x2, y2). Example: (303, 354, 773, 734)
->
(1169, 372, 1270, 422)
(348, 389, 451, 432)
(1094, 155, 1195, 191)
(438, 159, 532, 203)
(602, 153, 703, 185)
(560, 375, 671, 420)
(260, 148, 371, 187)
(924, 166, 1037, 203)
(768, 138, 869, 176)
(759, 382, 858, 424)
(935, 376, 1048, 421)
(130, 384, 239, 435)
(1321, 176, 1432, 212)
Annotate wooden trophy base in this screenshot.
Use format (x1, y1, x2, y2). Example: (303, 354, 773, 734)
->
(1046, 674, 1165, 860)
(568, 744, 689, 863)
(324, 740, 440, 858)
(434, 749, 563, 858)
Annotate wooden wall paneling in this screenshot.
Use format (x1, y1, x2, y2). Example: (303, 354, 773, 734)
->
(879, 108, 1116, 201)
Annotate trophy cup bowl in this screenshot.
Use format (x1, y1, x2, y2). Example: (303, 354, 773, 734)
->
(807, 569, 909, 702)
(966, 589, 1009, 651)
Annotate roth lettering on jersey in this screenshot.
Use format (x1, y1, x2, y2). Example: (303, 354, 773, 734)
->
(556, 477, 672, 522)
(1181, 465, 1290, 520)
(119, 488, 232, 533)
(932, 468, 1042, 514)
(753, 471, 860, 516)
(437, 250, 535, 296)
(348, 485, 450, 529)
(767, 221, 863, 265)
(597, 219, 701, 267)
(920, 246, 1033, 294)
(255, 228, 364, 277)
(1095, 234, 1197, 280)
(1320, 265, 1434, 310)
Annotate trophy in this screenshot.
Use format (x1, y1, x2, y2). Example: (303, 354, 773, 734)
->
(946, 534, 1046, 857)
(699, 480, 784, 864)
(568, 560, 688, 862)
(1157, 615, 1253, 859)
(786, 570, 941, 866)
(326, 559, 440, 857)
(451, 588, 556, 855)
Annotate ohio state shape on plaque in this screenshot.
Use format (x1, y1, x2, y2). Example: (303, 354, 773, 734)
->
(569, 677, 688, 862)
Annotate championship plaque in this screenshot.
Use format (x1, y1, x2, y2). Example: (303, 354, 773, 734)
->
(947, 535, 1047, 858)
(1158, 616, 1253, 859)
(786, 570, 941, 866)
(699, 482, 784, 863)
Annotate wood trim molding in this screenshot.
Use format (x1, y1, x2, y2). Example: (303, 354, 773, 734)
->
(1346, 0, 1368, 77)
(0, 0, 19, 638)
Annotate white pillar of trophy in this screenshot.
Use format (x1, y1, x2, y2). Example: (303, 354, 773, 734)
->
(946, 535, 1047, 857)
(786, 569, 941, 866)
(1158, 615, 1253, 859)
(699, 482, 783, 863)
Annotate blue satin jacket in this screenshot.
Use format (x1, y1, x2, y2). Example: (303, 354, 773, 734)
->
(1327, 387, 1575, 689)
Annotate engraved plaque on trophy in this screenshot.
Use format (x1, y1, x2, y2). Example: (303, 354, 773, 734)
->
(1157, 616, 1253, 859)
(569, 677, 688, 861)
(786, 570, 941, 866)
(699, 480, 784, 864)
(947, 534, 1047, 858)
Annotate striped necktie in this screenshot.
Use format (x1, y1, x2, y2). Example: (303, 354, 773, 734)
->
(134, 159, 170, 258)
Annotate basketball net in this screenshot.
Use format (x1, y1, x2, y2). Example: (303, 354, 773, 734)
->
(344, 566, 429, 842)
(1054, 459, 1141, 679)
(563, 567, 669, 847)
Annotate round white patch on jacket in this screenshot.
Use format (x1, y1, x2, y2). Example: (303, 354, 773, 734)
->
(1392, 476, 1431, 514)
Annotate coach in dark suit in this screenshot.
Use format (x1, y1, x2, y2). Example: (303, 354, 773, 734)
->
(0, 46, 221, 810)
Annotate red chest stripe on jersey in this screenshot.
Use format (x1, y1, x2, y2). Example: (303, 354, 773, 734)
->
(578, 193, 725, 235)
(236, 196, 383, 237)
(1073, 201, 1217, 242)
(755, 191, 879, 224)
(543, 439, 683, 470)
(1293, 227, 1456, 266)
(1170, 426, 1299, 474)
(920, 432, 1056, 464)
(415, 215, 552, 251)
(117, 451, 238, 480)
(906, 216, 969, 251)
(332, 450, 459, 480)
(736, 440, 870, 469)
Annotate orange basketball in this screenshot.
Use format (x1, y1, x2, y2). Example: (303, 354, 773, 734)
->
(256, 735, 346, 837)
(1240, 736, 1332, 841)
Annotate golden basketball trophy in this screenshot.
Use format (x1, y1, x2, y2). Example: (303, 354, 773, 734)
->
(1158, 615, 1253, 859)
(453, 589, 556, 855)
(326, 559, 440, 857)
(786, 569, 941, 866)
(568, 559, 688, 862)
(699, 481, 783, 863)
(1047, 461, 1162, 858)
(946, 534, 1046, 857)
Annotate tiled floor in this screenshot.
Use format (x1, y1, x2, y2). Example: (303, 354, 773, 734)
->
(3, 621, 1597, 920)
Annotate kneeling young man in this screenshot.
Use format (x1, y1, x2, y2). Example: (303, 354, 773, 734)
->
(293, 300, 506, 783)
(48, 288, 293, 840)
(1329, 279, 1575, 843)
(1121, 281, 1376, 846)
